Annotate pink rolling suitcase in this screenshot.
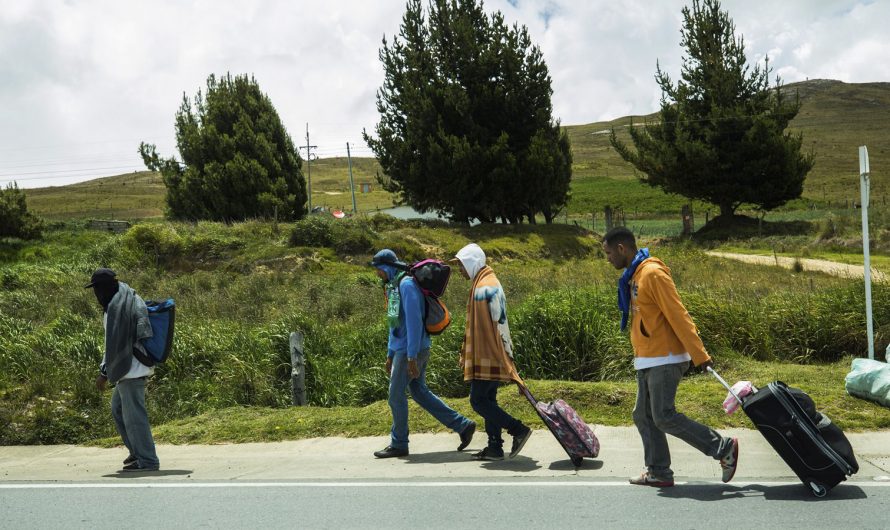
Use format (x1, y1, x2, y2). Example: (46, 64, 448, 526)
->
(519, 384, 599, 467)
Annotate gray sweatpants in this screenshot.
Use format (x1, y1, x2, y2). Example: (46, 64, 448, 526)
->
(633, 361, 732, 480)
(111, 377, 159, 469)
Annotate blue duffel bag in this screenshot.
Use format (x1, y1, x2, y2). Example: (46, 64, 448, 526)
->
(142, 299, 176, 363)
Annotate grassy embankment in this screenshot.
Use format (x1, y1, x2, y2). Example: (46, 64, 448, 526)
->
(2, 217, 890, 448)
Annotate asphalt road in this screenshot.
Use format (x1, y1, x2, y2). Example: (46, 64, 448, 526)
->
(1, 478, 886, 529)
(4, 427, 889, 529)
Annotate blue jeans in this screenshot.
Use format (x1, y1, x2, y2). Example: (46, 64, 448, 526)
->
(111, 377, 160, 469)
(388, 349, 472, 449)
(633, 362, 731, 480)
(469, 380, 523, 450)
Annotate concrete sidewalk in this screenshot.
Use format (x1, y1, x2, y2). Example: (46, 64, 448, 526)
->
(2, 426, 889, 483)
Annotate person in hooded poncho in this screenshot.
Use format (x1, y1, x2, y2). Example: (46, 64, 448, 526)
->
(602, 227, 738, 487)
(453, 243, 531, 461)
(369, 249, 476, 458)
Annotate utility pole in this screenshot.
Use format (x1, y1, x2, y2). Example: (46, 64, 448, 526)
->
(346, 142, 357, 214)
(300, 123, 317, 213)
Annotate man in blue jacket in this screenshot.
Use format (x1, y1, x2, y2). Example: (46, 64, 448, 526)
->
(370, 249, 476, 458)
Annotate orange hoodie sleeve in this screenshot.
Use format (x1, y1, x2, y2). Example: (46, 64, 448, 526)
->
(649, 268, 712, 366)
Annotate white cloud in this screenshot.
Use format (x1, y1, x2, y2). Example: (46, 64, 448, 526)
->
(1, 0, 887, 187)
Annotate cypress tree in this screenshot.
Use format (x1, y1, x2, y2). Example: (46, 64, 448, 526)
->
(611, 0, 813, 219)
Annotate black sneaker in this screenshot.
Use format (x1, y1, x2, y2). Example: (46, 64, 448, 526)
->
(472, 447, 504, 461)
(123, 455, 137, 466)
(458, 421, 476, 451)
(509, 427, 532, 459)
(373, 446, 409, 458)
(120, 461, 159, 472)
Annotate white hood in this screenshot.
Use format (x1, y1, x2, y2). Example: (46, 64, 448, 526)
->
(455, 243, 486, 280)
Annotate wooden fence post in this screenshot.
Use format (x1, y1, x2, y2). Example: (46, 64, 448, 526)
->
(681, 204, 693, 236)
(604, 206, 613, 231)
(290, 331, 307, 406)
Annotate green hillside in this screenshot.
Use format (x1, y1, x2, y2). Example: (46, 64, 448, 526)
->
(23, 79, 890, 220)
(563, 79, 890, 215)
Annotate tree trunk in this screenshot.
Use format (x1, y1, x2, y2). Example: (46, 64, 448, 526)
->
(719, 203, 735, 219)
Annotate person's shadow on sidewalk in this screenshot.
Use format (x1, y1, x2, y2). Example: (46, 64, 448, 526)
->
(102, 469, 194, 479)
(404, 450, 487, 464)
(548, 459, 603, 472)
(479, 456, 541, 472)
(657, 482, 867, 501)
(403, 451, 541, 472)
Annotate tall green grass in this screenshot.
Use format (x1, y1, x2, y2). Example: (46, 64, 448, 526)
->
(1, 219, 883, 444)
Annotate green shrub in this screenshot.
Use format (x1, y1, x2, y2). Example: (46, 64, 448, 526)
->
(367, 213, 404, 232)
(122, 223, 184, 265)
(332, 221, 377, 254)
(0, 183, 44, 240)
(371, 233, 426, 263)
(290, 216, 378, 255)
(290, 216, 336, 247)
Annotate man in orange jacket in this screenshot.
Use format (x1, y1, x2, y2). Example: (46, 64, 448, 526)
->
(603, 227, 738, 487)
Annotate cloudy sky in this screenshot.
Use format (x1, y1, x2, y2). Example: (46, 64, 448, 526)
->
(1, 0, 888, 188)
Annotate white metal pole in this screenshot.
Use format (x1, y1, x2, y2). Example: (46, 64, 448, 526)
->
(860, 145, 874, 360)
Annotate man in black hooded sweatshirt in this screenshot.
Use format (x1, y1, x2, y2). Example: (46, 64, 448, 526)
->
(87, 268, 160, 472)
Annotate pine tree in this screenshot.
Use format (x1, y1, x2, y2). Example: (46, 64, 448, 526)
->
(140, 74, 306, 222)
(610, 0, 813, 219)
(364, 0, 571, 224)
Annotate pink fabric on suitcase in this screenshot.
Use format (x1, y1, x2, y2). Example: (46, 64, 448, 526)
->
(722, 381, 756, 414)
(536, 399, 600, 458)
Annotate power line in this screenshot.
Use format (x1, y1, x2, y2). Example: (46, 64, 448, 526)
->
(0, 135, 170, 154)
(0, 165, 146, 178)
(0, 155, 142, 171)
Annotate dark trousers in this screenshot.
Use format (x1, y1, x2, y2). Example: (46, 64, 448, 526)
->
(469, 379, 523, 449)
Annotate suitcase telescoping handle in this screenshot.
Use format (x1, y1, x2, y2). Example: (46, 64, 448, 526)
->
(517, 383, 538, 406)
(706, 366, 743, 406)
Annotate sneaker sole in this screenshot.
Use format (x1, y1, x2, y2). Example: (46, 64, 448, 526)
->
(374, 452, 409, 459)
(629, 480, 675, 487)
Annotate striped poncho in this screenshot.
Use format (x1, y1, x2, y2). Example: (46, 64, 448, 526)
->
(456, 244, 523, 384)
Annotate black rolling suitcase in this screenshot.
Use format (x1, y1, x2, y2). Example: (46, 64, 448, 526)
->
(709, 368, 858, 497)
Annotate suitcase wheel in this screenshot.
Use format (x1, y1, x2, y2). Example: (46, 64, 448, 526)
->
(808, 481, 827, 498)
(571, 456, 583, 468)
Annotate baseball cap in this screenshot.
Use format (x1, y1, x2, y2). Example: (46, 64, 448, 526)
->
(369, 249, 406, 268)
(84, 268, 117, 288)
